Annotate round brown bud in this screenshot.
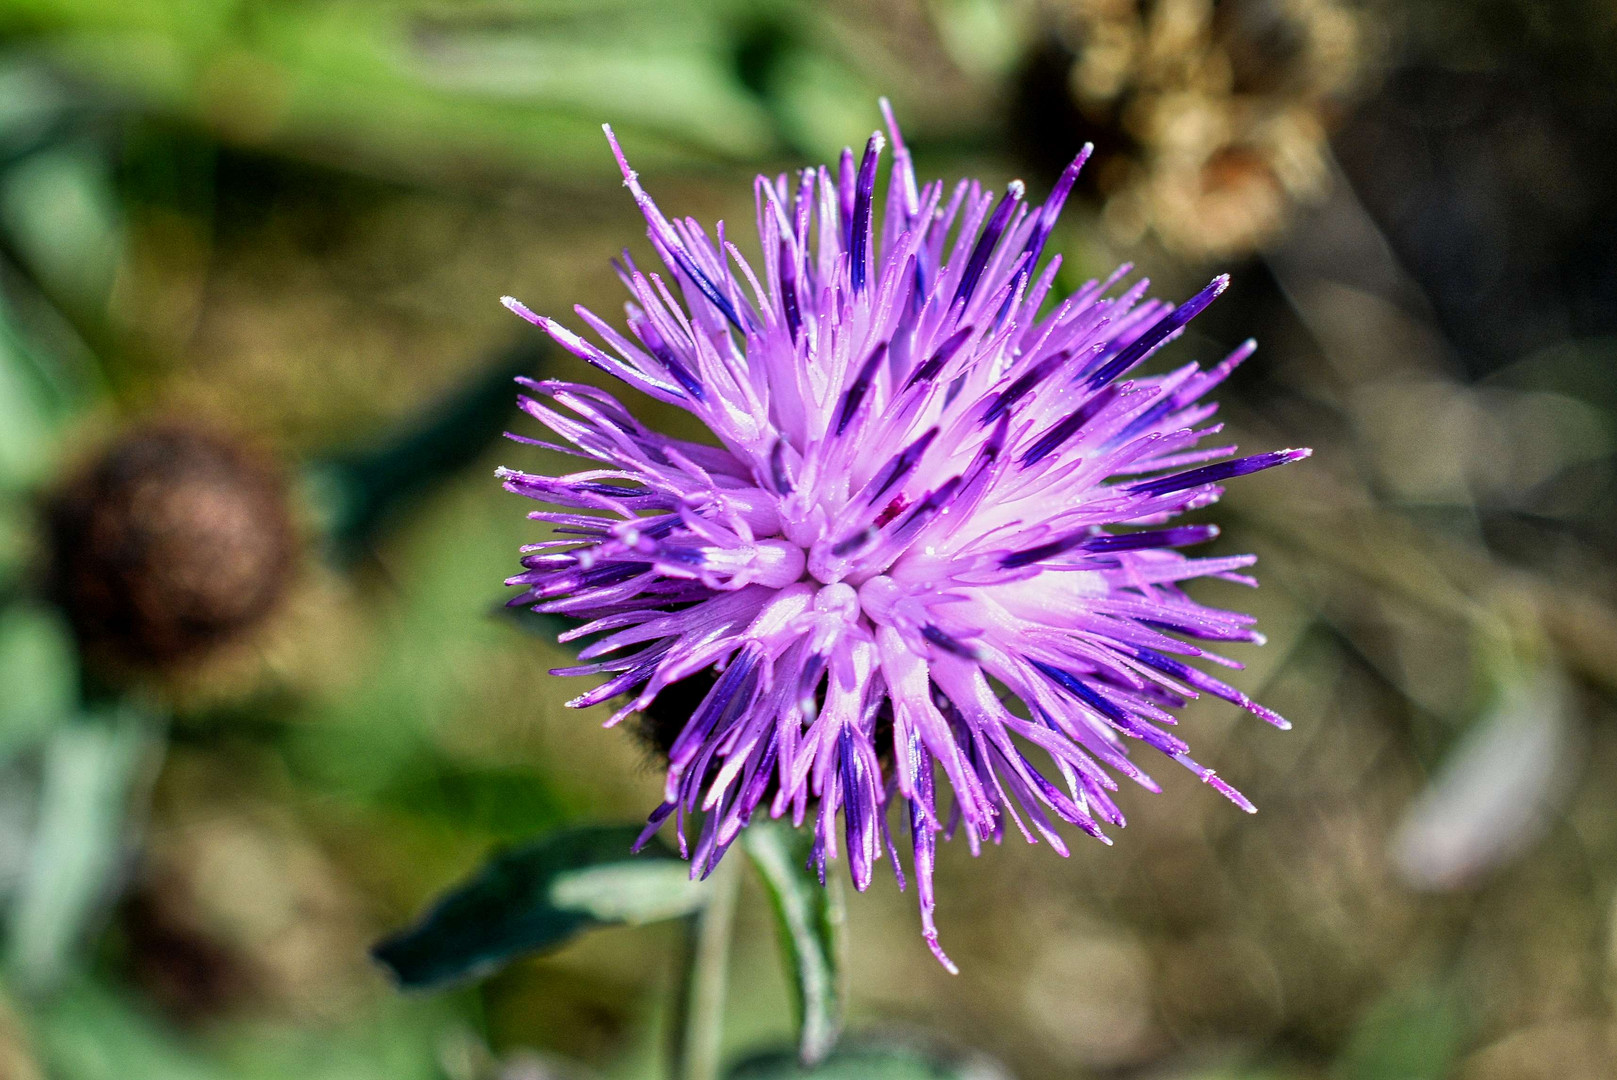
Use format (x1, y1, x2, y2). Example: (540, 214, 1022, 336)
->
(44, 423, 295, 670)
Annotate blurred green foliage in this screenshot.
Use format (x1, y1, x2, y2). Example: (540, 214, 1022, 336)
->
(0, 0, 932, 183)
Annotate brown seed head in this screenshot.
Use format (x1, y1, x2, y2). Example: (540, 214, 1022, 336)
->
(45, 423, 296, 670)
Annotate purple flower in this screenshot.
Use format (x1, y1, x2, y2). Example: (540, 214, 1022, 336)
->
(500, 102, 1307, 971)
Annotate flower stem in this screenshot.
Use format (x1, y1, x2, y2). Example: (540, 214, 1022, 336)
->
(671, 855, 740, 1080)
(741, 821, 846, 1066)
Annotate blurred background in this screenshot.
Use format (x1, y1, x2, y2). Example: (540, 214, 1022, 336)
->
(1, 0, 1616, 1077)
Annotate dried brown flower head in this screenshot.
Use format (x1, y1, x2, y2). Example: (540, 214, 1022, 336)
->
(1031, 0, 1374, 257)
(45, 423, 296, 671)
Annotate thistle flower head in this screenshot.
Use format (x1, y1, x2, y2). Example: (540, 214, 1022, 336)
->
(501, 102, 1307, 970)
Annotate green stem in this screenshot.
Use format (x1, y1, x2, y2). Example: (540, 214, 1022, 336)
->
(671, 855, 740, 1080)
(741, 821, 846, 1066)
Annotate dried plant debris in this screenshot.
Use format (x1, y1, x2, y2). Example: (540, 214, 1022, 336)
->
(1020, 0, 1377, 258)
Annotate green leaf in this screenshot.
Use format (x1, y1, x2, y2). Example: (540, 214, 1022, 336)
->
(307, 341, 544, 565)
(727, 1043, 1013, 1080)
(0, 145, 125, 315)
(1332, 983, 1467, 1080)
(371, 824, 709, 989)
(551, 860, 709, 923)
(0, 61, 72, 162)
(0, 498, 21, 592)
(741, 820, 844, 1067)
(0, 311, 58, 490)
(0, 604, 79, 761)
(28, 983, 229, 1080)
(210, 996, 462, 1080)
(0, 266, 98, 491)
(4, 704, 163, 993)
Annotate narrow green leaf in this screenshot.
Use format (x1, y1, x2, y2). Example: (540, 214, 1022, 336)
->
(727, 1043, 1013, 1080)
(307, 341, 544, 565)
(28, 983, 229, 1080)
(0, 497, 24, 592)
(371, 824, 709, 989)
(0, 62, 72, 160)
(0, 313, 57, 490)
(1332, 983, 1467, 1080)
(4, 704, 163, 993)
(742, 820, 845, 1067)
(0, 145, 125, 315)
(0, 604, 79, 761)
(0, 273, 99, 493)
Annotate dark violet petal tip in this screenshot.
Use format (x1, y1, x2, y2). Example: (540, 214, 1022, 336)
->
(1085, 275, 1228, 390)
(1084, 524, 1219, 552)
(769, 439, 793, 494)
(1128, 448, 1311, 498)
(835, 341, 889, 436)
(778, 240, 803, 342)
(864, 426, 938, 504)
(1016, 383, 1118, 467)
(849, 132, 885, 294)
(1000, 524, 1217, 569)
(600, 126, 748, 333)
(922, 625, 979, 659)
(954, 181, 1024, 310)
(830, 528, 874, 557)
(905, 325, 974, 390)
